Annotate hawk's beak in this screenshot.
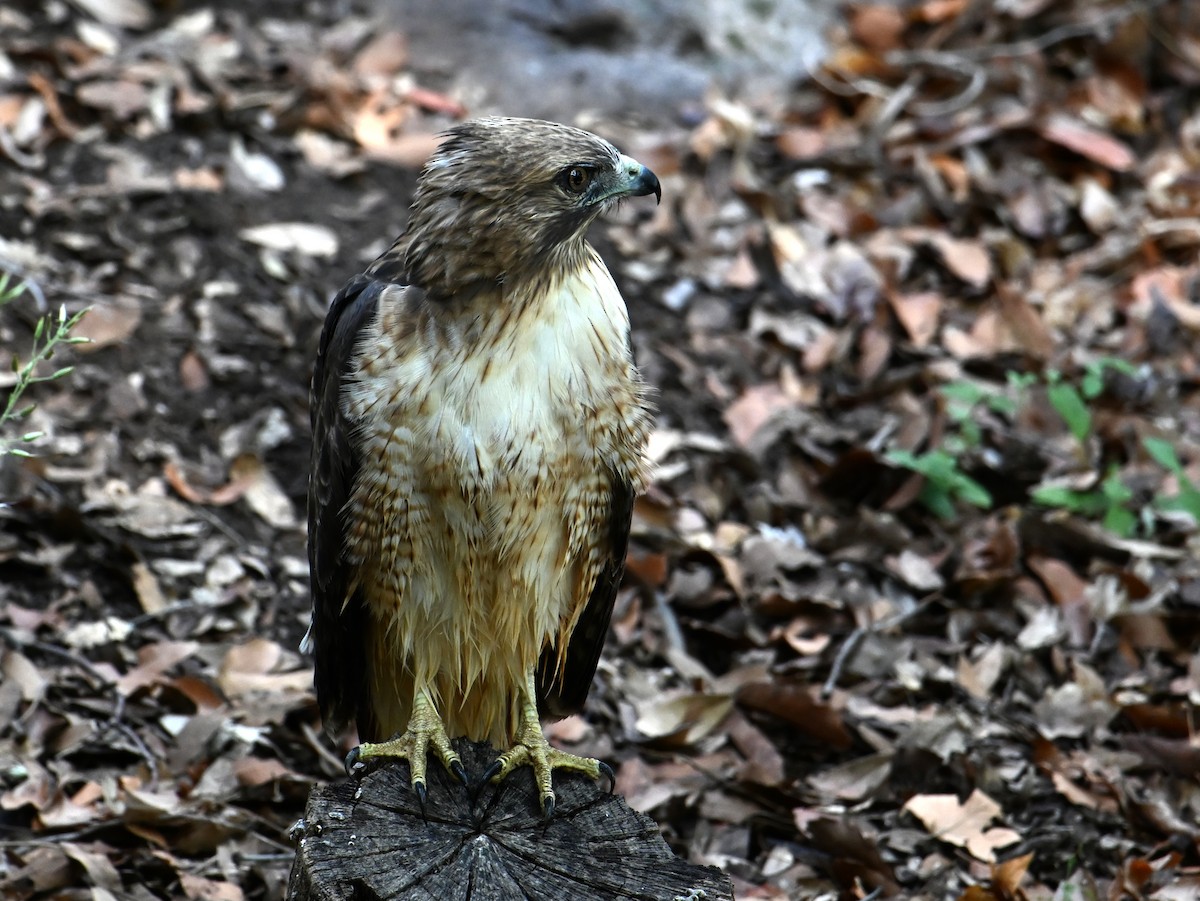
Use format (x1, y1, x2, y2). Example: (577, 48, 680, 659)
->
(616, 154, 662, 205)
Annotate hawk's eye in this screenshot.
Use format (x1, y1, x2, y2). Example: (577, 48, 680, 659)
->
(561, 166, 592, 195)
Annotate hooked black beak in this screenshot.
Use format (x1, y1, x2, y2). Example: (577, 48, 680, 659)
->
(613, 153, 661, 205)
(630, 164, 661, 205)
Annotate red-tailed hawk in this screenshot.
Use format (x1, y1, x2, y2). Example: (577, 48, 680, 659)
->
(305, 117, 658, 815)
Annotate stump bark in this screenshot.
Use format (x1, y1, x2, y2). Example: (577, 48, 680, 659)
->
(287, 739, 733, 901)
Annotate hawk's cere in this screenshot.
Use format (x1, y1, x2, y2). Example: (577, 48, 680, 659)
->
(304, 117, 659, 814)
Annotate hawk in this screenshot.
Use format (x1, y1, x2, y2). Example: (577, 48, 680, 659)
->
(305, 117, 658, 815)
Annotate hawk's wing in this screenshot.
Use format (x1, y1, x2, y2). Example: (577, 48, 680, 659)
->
(306, 273, 381, 739)
(536, 471, 635, 719)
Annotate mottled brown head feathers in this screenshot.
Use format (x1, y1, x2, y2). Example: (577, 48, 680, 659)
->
(372, 117, 659, 300)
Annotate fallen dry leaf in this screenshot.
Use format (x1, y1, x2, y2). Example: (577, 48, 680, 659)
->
(229, 454, 299, 529)
(807, 752, 892, 801)
(1038, 113, 1136, 171)
(179, 873, 246, 901)
(1032, 663, 1117, 739)
(723, 383, 792, 449)
(73, 298, 141, 350)
(217, 639, 311, 697)
(238, 222, 338, 257)
(634, 690, 734, 749)
(903, 789, 1022, 863)
(990, 851, 1034, 895)
(116, 640, 199, 695)
(887, 290, 943, 348)
(737, 681, 852, 750)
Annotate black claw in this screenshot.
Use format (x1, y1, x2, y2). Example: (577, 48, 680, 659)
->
(414, 779, 427, 807)
(450, 759, 468, 785)
(542, 794, 556, 820)
(482, 759, 503, 784)
(598, 760, 616, 794)
(344, 746, 363, 777)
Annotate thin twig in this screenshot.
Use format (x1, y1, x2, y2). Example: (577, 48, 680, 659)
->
(867, 76, 922, 154)
(821, 626, 867, 700)
(911, 64, 987, 118)
(820, 597, 939, 699)
(301, 719, 350, 777)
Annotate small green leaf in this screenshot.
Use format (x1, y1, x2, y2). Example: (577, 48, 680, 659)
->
(1046, 383, 1091, 444)
(940, 382, 988, 421)
(1031, 485, 1073, 508)
(888, 448, 992, 516)
(986, 393, 1018, 417)
(919, 483, 958, 520)
(1006, 371, 1038, 392)
(1158, 489, 1200, 522)
(1142, 436, 1181, 473)
(943, 433, 969, 455)
(1082, 358, 1138, 399)
(1031, 485, 1106, 515)
(951, 472, 992, 508)
(1096, 357, 1137, 375)
(1100, 469, 1132, 505)
(1102, 357, 1137, 376)
(963, 421, 983, 445)
(940, 381, 987, 403)
(1102, 504, 1137, 537)
(886, 448, 919, 470)
(8, 448, 34, 458)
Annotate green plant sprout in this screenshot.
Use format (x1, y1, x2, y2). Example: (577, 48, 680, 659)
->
(1142, 436, 1200, 524)
(886, 447, 992, 520)
(1030, 466, 1137, 537)
(1, 273, 91, 458)
(1030, 359, 1161, 537)
(887, 359, 1182, 534)
(885, 377, 1017, 519)
(1043, 358, 1139, 447)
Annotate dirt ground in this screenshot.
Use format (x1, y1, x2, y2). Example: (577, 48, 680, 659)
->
(2, 0, 1200, 899)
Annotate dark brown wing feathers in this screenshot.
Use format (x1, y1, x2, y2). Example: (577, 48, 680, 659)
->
(536, 472, 635, 719)
(307, 273, 380, 738)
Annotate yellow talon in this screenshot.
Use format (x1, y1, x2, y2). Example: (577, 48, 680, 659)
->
(485, 671, 611, 817)
(345, 691, 465, 801)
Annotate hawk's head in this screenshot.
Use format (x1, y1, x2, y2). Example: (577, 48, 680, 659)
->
(395, 117, 660, 299)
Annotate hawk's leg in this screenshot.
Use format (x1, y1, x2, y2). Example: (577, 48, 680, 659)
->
(345, 690, 466, 804)
(485, 670, 614, 818)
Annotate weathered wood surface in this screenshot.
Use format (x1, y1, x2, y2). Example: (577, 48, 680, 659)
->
(287, 739, 733, 901)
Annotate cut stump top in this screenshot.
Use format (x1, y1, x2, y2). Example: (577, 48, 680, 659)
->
(287, 739, 733, 901)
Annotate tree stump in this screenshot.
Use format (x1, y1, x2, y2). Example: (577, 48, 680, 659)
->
(287, 739, 733, 901)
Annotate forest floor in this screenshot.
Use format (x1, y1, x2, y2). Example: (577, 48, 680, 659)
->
(2, 0, 1200, 898)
